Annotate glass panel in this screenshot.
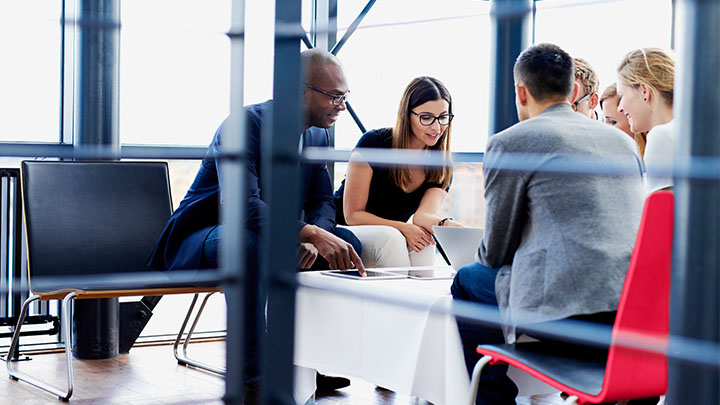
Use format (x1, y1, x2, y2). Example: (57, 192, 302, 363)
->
(119, 0, 231, 146)
(0, 1, 61, 143)
(334, 0, 491, 154)
(535, 0, 673, 102)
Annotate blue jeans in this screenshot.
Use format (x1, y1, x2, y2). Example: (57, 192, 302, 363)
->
(201, 225, 362, 384)
(452, 263, 618, 405)
(451, 262, 518, 405)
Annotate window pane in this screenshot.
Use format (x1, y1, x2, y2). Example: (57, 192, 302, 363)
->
(335, 0, 491, 154)
(535, 0, 673, 98)
(0, 1, 61, 143)
(119, 0, 231, 146)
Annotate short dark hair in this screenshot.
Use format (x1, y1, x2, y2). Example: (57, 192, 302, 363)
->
(513, 43, 574, 102)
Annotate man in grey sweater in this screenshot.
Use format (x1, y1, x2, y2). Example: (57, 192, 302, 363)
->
(451, 43, 644, 404)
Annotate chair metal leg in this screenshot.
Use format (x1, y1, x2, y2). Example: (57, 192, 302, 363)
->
(564, 395, 579, 404)
(468, 355, 492, 405)
(6, 292, 77, 401)
(173, 292, 225, 375)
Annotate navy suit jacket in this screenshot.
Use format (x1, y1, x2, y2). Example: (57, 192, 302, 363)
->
(148, 100, 337, 270)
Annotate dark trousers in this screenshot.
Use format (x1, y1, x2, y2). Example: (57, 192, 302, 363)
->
(451, 262, 617, 405)
(201, 224, 361, 384)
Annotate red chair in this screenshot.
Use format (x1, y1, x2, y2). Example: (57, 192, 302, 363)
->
(468, 191, 673, 405)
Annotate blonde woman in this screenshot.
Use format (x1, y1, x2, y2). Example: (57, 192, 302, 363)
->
(600, 83, 648, 157)
(334, 76, 460, 268)
(617, 48, 675, 192)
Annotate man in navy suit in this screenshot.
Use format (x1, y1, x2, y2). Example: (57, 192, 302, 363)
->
(149, 49, 363, 272)
(148, 49, 363, 401)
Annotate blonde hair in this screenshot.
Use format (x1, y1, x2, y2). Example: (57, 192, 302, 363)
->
(391, 77, 453, 191)
(617, 48, 674, 107)
(573, 58, 599, 95)
(600, 82, 648, 158)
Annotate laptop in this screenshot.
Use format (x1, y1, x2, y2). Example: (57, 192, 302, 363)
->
(431, 226, 484, 271)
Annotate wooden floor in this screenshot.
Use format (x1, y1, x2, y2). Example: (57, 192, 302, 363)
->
(0, 341, 660, 404)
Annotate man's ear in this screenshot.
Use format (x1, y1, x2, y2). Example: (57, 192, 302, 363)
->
(589, 92, 600, 109)
(515, 83, 528, 106)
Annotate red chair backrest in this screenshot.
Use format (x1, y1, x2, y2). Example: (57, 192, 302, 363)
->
(602, 191, 673, 400)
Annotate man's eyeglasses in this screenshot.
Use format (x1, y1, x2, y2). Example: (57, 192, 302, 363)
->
(410, 111, 454, 126)
(304, 83, 350, 106)
(572, 93, 591, 111)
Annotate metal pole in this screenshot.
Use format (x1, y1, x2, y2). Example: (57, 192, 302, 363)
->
(330, 0, 376, 56)
(74, 0, 120, 157)
(222, 0, 248, 403)
(260, 0, 303, 402)
(668, 0, 720, 403)
(488, 0, 533, 135)
(312, 0, 340, 179)
(71, 0, 121, 360)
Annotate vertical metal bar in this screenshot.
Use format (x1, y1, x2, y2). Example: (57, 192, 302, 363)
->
(74, 0, 120, 158)
(71, 0, 121, 360)
(312, 0, 340, 180)
(59, 0, 66, 144)
(668, 0, 720, 403)
(222, 0, 248, 402)
(0, 173, 8, 318)
(488, 0, 533, 135)
(260, 0, 303, 402)
(11, 176, 23, 323)
(330, 0, 376, 56)
(61, 0, 75, 145)
(11, 174, 23, 359)
(327, 0, 338, 180)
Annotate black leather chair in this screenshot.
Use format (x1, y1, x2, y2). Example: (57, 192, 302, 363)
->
(4, 161, 222, 401)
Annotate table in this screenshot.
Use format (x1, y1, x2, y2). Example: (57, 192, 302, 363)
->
(294, 267, 557, 404)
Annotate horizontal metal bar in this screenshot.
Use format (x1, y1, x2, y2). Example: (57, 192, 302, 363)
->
(302, 147, 720, 180)
(120, 145, 208, 160)
(3, 142, 719, 180)
(0, 143, 208, 160)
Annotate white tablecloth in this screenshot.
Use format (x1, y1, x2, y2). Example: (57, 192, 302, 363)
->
(294, 268, 556, 405)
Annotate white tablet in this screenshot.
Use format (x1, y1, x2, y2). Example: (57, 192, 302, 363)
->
(320, 269, 407, 280)
(387, 268, 456, 280)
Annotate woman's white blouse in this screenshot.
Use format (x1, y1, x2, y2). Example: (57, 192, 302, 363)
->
(643, 120, 675, 193)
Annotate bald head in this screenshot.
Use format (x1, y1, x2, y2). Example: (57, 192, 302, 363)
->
(302, 48, 345, 84)
(301, 49, 349, 129)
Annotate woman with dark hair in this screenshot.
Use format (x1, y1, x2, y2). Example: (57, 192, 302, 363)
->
(334, 76, 461, 268)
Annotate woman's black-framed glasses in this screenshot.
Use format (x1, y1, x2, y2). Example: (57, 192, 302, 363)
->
(304, 83, 350, 106)
(572, 92, 591, 111)
(411, 111, 454, 126)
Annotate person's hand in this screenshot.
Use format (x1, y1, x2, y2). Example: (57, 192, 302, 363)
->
(399, 223, 435, 252)
(442, 219, 463, 227)
(301, 225, 366, 274)
(297, 243, 318, 269)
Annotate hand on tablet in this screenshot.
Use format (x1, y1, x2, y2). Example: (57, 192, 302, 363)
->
(300, 225, 366, 275)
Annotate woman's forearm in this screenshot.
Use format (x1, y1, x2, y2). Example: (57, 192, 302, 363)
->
(345, 210, 407, 230)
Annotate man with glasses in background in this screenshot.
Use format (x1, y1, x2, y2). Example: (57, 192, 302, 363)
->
(148, 48, 363, 403)
(572, 57, 602, 120)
